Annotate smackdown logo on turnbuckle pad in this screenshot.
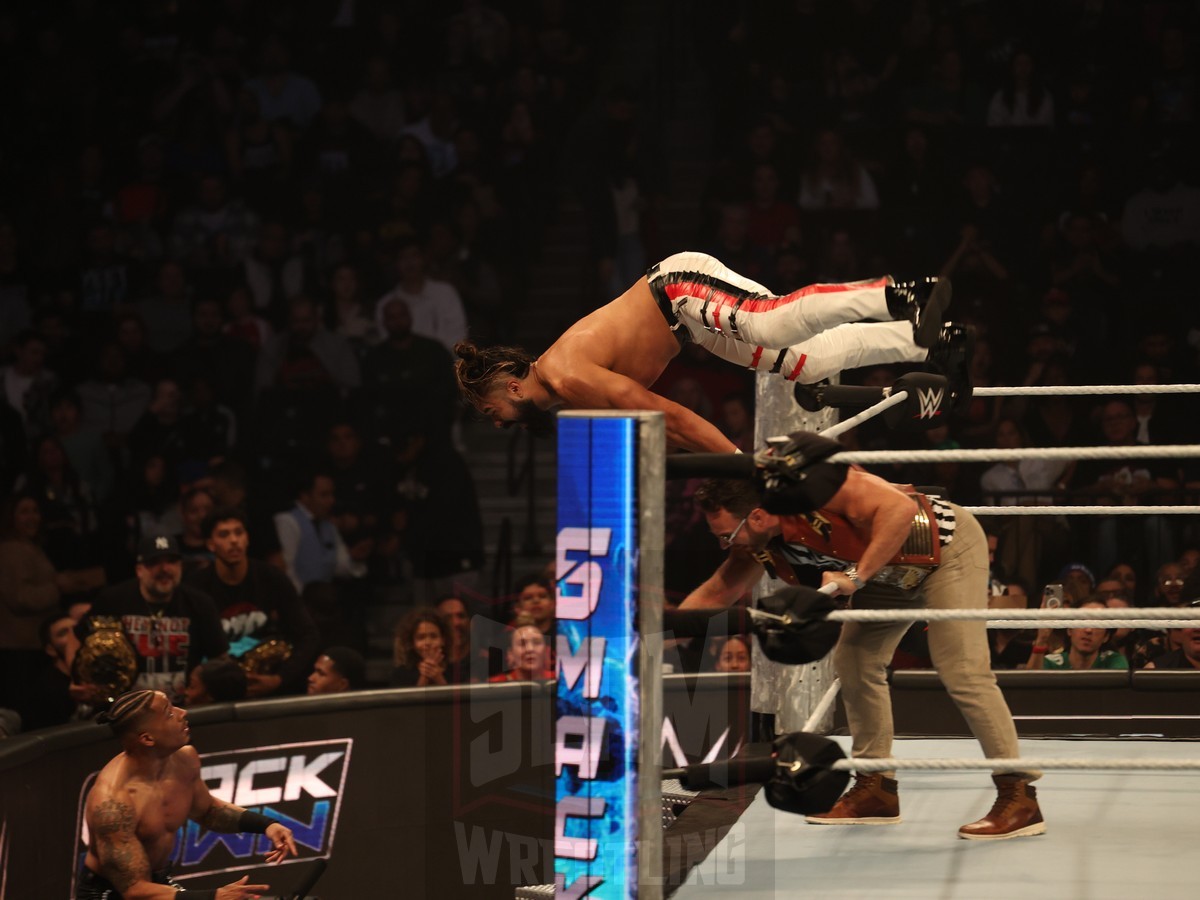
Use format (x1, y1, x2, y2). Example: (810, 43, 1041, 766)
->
(555, 416, 639, 898)
(70, 739, 351, 890)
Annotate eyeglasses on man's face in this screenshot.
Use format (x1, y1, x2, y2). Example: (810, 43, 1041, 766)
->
(718, 514, 750, 548)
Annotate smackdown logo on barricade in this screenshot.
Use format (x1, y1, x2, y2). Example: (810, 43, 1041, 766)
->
(70, 739, 351, 891)
(555, 415, 641, 899)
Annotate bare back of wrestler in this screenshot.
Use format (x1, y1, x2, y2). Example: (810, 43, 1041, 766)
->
(464, 277, 737, 453)
(81, 691, 296, 899)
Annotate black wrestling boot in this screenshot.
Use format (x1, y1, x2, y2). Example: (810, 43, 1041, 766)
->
(926, 323, 976, 414)
(793, 379, 830, 412)
(886, 277, 953, 349)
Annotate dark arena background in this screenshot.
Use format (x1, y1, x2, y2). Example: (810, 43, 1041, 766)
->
(0, 1, 1198, 898)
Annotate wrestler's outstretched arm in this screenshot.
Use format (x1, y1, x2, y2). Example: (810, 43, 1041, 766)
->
(679, 548, 764, 609)
(555, 365, 738, 454)
(183, 746, 299, 864)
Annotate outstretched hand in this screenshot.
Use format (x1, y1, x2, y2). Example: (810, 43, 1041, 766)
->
(264, 822, 298, 864)
(216, 874, 271, 899)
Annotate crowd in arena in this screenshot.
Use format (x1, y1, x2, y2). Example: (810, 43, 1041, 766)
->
(1, 0, 1198, 737)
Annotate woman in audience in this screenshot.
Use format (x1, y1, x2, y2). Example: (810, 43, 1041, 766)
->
(489, 616, 554, 683)
(391, 607, 454, 687)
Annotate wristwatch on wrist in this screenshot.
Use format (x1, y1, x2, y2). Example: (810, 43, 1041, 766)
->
(842, 565, 866, 589)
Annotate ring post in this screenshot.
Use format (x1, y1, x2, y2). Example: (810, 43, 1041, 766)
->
(554, 411, 663, 899)
(755, 373, 838, 735)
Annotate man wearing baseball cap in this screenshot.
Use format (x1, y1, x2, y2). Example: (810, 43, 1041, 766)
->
(76, 534, 229, 704)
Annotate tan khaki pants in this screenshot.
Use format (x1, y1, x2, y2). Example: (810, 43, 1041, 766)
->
(832, 505, 1035, 779)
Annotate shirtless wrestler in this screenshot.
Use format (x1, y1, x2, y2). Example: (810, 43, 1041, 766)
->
(454, 251, 972, 452)
(79, 690, 298, 899)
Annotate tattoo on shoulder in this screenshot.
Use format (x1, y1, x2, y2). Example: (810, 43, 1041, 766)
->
(93, 799, 149, 890)
(92, 798, 136, 836)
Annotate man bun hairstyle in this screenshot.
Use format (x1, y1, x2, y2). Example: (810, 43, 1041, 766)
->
(453, 341, 535, 410)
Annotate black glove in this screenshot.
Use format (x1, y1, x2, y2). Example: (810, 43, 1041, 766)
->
(753, 585, 842, 665)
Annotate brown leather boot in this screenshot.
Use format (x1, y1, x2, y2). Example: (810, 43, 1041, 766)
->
(805, 773, 901, 825)
(958, 774, 1046, 840)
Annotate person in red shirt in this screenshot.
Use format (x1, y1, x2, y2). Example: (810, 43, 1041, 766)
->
(489, 617, 553, 682)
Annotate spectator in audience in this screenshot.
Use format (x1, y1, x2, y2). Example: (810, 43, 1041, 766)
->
(176, 374, 237, 470)
(1030, 600, 1129, 670)
(327, 262, 378, 349)
(1145, 627, 1200, 670)
(714, 635, 752, 673)
(980, 417, 1072, 592)
(1107, 562, 1140, 605)
(23, 611, 98, 730)
(390, 607, 454, 687)
(254, 296, 360, 395)
(797, 127, 879, 211)
(349, 54, 407, 143)
(176, 487, 215, 572)
(986, 49, 1054, 127)
(717, 392, 755, 454)
(127, 377, 186, 474)
(1103, 593, 1165, 669)
(488, 616, 553, 683)
(187, 508, 318, 697)
(2, 328, 56, 433)
(77, 534, 228, 703)
(137, 261, 194, 354)
(325, 421, 384, 573)
(512, 571, 555, 637)
(245, 36, 322, 129)
(362, 295, 458, 449)
(183, 658, 248, 707)
(14, 435, 100, 569)
(275, 470, 368, 595)
(172, 296, 257, 416)
(1059, 563, 1097, 606)
(0, 494, 104, 721)
(373, 240, 468, 354)
(49, 389, 114, 506)
(77, 341, 152, 455)
(402, 90, 459, 179)
(1151, 562, 1186, 607)
(225, 87, 293, 212)
(987, 587, 1034, 670)
(1075, 398, 1179, 574)
(0, 395, 28, 490)
(169, 174, 260, 270)
(243, 221, 306, 328)
(223, 283, 274, 351)
(436, 593, 474, 683)
(306, 645, 366, 695)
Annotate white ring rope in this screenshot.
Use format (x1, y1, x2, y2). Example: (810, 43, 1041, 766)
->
(964, 506, 1200, 515)
(973, 384, 1200, 397)
(985, 619, 1199, 629)
(825, 607, 1200, 624)
(828, 757, 1200, 773)
(829, 444, 1200, 463)
(819, 392, 907, 440)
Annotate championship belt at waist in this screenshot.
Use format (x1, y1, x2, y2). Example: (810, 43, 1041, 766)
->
(869, 563, 935, 591)
(77, 617, 139, 701)
(239, 638, 294, 675)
